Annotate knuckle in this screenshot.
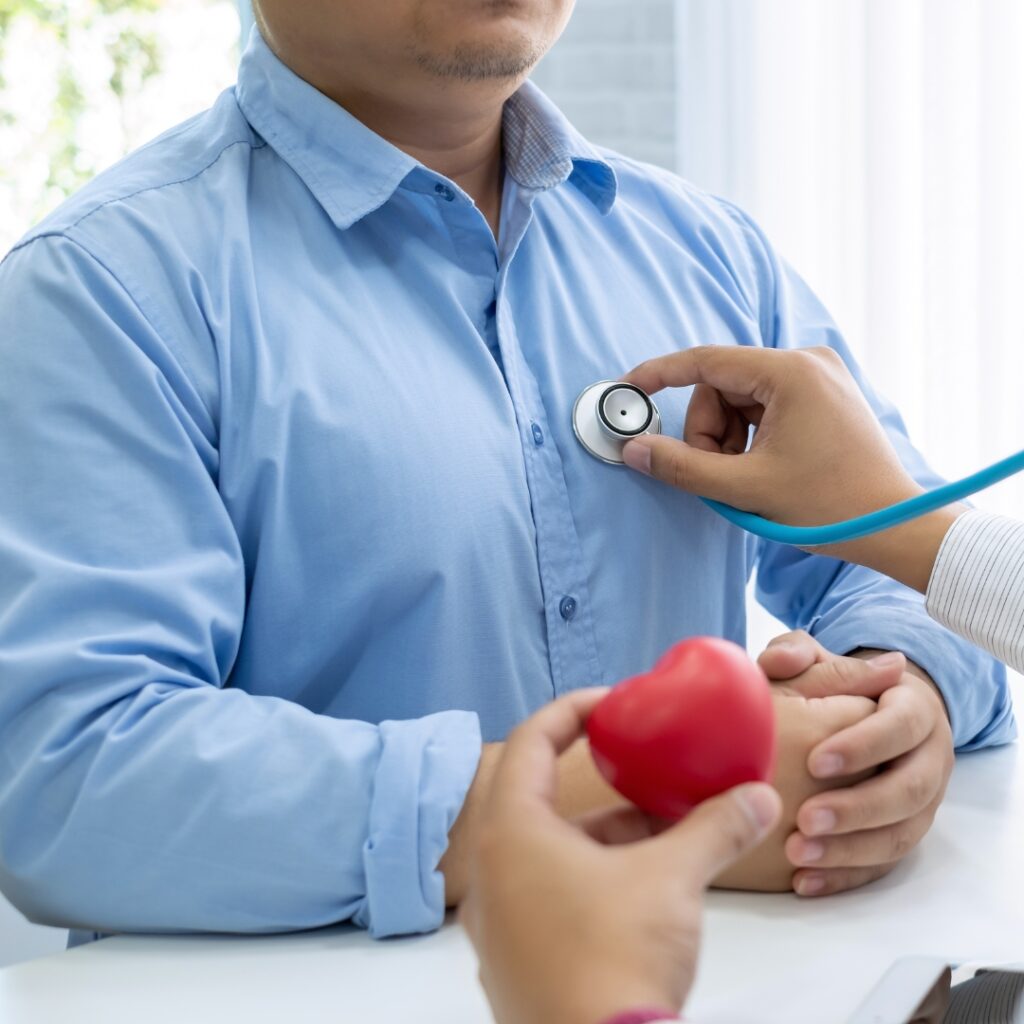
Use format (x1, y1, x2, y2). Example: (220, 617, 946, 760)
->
(809, 870, 850, 896)
(719, 806, 757, 859)
(890, 701, 919, 740)
(830, 659, 855, 684)
(835, 797, 868, 833)
(836, 656, 873, 684)
(771, 629, 811, 646)
(823, 661, 853, 693)
(903, 771, 932, 811)
(811, 345, 843, 366)
(669, 452, 692, 492)
(887, 826, 916, 863)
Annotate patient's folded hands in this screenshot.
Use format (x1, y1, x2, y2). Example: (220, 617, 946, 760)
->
(447, 632, 952, 907)
(718, 630, 954, 897)
(768, 632, 953, 897)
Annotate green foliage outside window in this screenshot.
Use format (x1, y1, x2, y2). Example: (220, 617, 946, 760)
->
(0, 1, 162, 211)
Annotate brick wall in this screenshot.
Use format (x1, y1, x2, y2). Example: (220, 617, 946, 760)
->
(530, 0, 678, 170)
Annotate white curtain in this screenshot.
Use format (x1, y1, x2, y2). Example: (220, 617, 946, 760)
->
(676, 0, 1024, 517)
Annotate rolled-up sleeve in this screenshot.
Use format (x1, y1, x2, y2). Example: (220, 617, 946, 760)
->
(0, 235, 481, 938)
(721, 201, 1016, 751)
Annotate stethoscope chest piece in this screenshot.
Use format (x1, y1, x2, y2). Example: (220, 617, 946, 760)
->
(573, 380, 662, 465)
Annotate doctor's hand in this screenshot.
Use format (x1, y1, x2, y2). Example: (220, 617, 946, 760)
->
(759, 631, 954, 898)
(459, 689, 782, 1024)
(621, 346, 963, 593)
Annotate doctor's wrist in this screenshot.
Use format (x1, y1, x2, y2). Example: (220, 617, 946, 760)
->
(827, 504, 967, 595)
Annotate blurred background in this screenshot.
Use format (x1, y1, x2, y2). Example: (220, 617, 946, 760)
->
(1, 0, 1022, 967)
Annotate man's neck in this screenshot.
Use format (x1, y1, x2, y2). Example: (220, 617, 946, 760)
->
(334, 86, 508, 236)
(265, 35, 515, 238)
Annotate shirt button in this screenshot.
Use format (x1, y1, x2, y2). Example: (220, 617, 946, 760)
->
(531, 422, 544, 446)
(434, 182, 455, 201)
(559, 596, 578, 621)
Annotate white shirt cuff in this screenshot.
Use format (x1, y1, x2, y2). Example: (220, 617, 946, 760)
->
(926, 509, 1024, 674)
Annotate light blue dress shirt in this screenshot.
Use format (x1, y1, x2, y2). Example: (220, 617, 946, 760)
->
(0, 31, 1012, 941)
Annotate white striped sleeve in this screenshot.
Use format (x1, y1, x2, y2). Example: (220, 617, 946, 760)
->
(926, 510, 1024, 673)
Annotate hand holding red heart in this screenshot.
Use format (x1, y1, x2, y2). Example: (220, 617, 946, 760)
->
(461, 689, 782, 1024)
(587, 637, 776, 819)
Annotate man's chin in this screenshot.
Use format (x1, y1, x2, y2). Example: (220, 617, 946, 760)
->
(411, 1, 555, 83)
(412, 37, 544, 82)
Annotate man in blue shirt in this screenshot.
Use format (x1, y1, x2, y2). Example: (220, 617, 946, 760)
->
(0, 1, 1012, 941)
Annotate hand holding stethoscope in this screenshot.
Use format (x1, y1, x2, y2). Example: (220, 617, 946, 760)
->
(573, 346, 1024, 595)
(621, 344, 927, 532)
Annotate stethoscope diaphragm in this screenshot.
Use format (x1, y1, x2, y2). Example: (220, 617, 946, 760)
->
(572, 380, 662, 465)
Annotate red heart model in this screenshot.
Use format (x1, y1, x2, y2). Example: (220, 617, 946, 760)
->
(587, 636, 776, 819)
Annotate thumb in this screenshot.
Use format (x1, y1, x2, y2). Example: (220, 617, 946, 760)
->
(783, 652, 906, 700)
(622, 435, 760, 508)
(648, 783, 782, 889)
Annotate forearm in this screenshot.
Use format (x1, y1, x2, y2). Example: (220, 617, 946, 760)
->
(0, 684, 480, 938)
(830, 506, 965, 595)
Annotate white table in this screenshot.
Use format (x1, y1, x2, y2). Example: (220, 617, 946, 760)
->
(1, 744, 1022, 1024)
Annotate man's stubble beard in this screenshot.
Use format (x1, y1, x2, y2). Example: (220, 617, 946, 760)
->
(408, 29, 545, 82)
(408, 0, 552, 81)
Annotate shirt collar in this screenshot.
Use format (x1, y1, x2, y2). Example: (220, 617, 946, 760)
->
(235, 28, 617, 230)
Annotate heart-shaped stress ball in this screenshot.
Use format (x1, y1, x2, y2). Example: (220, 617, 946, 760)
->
(587, 637, 776, 819)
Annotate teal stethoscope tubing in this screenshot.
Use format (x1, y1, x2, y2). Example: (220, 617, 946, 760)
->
(702, 447, 1024, 547)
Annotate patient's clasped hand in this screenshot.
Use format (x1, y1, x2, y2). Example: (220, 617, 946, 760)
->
(584, 634, 930, 896)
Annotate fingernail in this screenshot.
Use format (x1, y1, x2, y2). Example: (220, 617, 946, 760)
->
(736, 785, 779, 832)
(622, 441, 651, 475)
(796, 874, 826, 896)
(804, 809, 837, 835)
(811, 752, 844, 778)
(796, 840, 824, 864)
(867, 652, 904, 670)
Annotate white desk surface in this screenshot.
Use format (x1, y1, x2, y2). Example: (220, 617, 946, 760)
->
(1, 744, 1022, 1024)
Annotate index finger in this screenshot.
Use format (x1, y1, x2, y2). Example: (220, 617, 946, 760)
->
(807, 684, 933, 778)
(623, 345, 782, 399)
(491, 688, 609, 811)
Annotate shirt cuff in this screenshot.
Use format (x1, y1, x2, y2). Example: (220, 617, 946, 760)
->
(352, 709, 481, 938)
(926, 509, 1024, 675)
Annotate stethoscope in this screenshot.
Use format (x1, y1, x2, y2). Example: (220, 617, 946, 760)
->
(572, 379, 1024, 546)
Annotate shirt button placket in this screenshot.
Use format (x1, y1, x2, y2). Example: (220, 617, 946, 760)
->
(493, 222, 602, 696)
